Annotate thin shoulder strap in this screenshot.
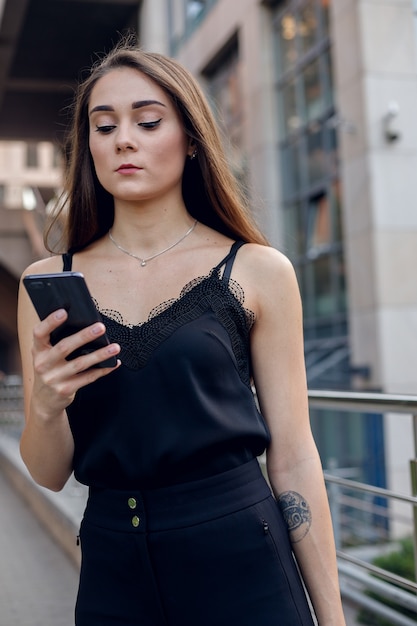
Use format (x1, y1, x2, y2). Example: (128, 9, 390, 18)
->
(62, 252, 73, 272)
(216, 241, 246, 282)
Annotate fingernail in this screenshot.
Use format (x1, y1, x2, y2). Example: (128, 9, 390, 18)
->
(55, 309, 66, 320)
(91, 323, 104, 335)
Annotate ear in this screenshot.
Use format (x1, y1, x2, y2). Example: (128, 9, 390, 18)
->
(187, 141, 196, 158)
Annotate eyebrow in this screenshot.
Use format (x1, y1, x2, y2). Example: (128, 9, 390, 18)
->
(89, 99, 167, 115)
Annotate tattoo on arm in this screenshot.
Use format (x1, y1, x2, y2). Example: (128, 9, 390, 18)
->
(277, 491, 312, 543)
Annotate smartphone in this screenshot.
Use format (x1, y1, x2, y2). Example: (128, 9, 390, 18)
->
(23, 272, 117, 368)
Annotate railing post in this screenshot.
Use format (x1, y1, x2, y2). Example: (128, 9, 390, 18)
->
(411, 412, 417, 590)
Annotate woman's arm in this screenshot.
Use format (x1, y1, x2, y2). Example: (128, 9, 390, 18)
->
(18, 260, 121, 491)
(248, 246, 345, 625)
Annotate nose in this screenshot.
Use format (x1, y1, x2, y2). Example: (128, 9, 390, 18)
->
(115, 125, 137, 152)
(116, 140, 136, 152)
(116, 139, 136, 152)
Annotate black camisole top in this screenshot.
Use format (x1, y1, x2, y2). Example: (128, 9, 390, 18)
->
(64, 241, 270, 489)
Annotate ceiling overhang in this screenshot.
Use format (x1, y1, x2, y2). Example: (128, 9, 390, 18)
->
(0, 0, 140, 142)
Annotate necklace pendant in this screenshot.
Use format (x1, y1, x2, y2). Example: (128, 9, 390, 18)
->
(140, 260, 147, 267)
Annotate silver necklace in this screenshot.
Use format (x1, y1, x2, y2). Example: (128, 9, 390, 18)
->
(108, 220, 197, 267)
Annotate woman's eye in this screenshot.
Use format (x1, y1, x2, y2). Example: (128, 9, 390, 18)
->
(95, 125, 115, 134)
(138, 118, 162, 129)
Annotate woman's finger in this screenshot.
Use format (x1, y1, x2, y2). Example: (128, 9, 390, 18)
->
(32, 309, 68, 348)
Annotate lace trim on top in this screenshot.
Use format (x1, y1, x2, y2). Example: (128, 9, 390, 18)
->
(95, 272, 254, 329)
(95, 268, 255, 381)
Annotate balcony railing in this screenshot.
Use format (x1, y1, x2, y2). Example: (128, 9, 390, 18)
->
(309, 390, 417, 625)
(0, 376, 24, 438)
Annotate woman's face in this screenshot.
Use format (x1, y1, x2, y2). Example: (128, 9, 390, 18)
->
(88, 67, 192, 206)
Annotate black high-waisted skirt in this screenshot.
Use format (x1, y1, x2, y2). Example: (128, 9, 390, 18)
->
(75, 459, 315, 625)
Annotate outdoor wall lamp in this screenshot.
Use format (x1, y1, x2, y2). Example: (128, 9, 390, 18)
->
(383, 101, 401, 143)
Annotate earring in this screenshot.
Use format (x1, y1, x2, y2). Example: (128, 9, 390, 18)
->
(190, 148, 198, 160)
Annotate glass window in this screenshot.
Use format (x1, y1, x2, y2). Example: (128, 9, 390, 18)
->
(281, 139, 302, 199)
(284, 201, 305, 257)
(186, 0, 205, 21)
(206, 42, 244, 178)
(323, 49, 334, 111)
(300, 262, 314, 319)
(299, 0, 318, 54)
(306, 124, 326, 185)
(331, 180, 343, 242)
(326, 125, 338, 178)
(307, 193, 331, 253)
(26, 142, 38, 168)
(280, 78, 300, 137)
(169, 0, 217, 52)
(52, 144, 63, 169)
(319, 0, 330, 35)
(312, 254, 334, 316)
(303, 58, 325, 123)
(277, 11, 298, 74)
(335, 251, 347, 314)
(273, 0, 347, 342)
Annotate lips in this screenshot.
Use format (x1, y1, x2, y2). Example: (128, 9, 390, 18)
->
(116, 164, 141, 173)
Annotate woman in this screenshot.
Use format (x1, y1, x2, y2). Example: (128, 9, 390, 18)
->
(18, 42, 345, 625)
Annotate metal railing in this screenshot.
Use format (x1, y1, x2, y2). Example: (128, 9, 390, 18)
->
(0, 377, 24, 437)
(1, 382, 417, 622)
(309, 390, 417, 625)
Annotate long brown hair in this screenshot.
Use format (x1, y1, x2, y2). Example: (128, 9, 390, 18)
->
(46, 41, 269, 252)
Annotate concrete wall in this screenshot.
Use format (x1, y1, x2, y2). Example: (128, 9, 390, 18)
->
(332, 0, 417, 395)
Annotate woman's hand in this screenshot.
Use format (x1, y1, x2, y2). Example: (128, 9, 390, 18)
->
(18, 288, 121, 491)
(30, 308, 121, 420)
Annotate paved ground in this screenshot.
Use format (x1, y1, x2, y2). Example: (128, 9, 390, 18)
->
(0, 469, 79, 626)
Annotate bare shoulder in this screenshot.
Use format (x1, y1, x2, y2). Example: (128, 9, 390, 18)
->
(19, 255, 64, 322)
(21, 255, 64, 279)
(237, 243, 299, 294)
(238, 243, 294, 276)
(235, 244, 301, 319)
